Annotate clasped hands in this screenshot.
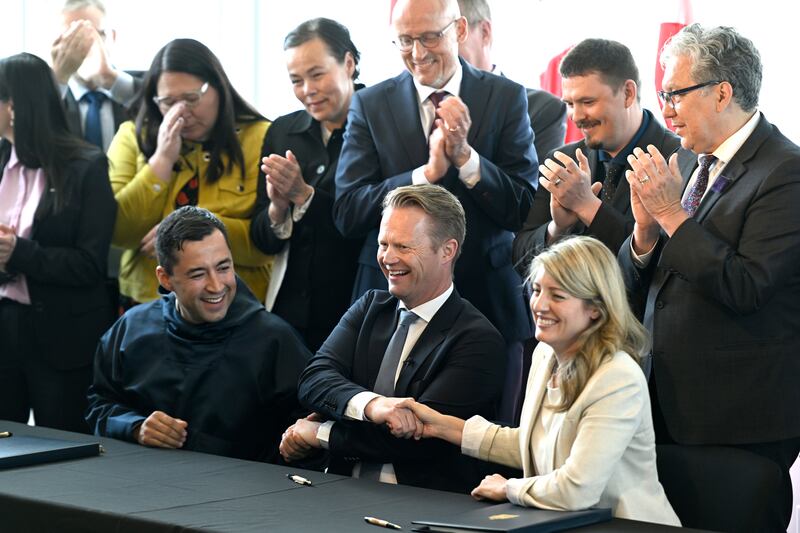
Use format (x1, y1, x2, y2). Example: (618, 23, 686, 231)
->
(278, 397, 433, 463)
(261, 150, 313, 224)
(51, 19, 117, 88)
(424, 96, 472, 182)
(0, 223, 18, 272)
(537, 149, 603, 241)
(624, 145, 688, 253)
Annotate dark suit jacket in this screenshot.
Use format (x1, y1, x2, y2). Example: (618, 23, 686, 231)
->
(4, 147, 117, 370)
(513, 109, 680, 276)
(297, 288, 506, 492)
(527, 88, 567, 164)
(619, 114, 800, 446)
(250, 109, 361, 352)
(333, 60, 538, 342)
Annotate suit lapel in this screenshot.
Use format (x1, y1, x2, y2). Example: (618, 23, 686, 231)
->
(386, 73, 428, 166)
(63, 90, 82, 137)
(458, 61, 491, 147)
(367, 295, 400, 388)
(519, 345, 555, 475)
(288, 113, 329, 188)
(694, 114, 770, 221)
(394, 290, 461, 395)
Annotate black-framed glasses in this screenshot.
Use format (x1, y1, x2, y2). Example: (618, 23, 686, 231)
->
(393, 19, 457, 52)
(658, 80, 722, 108)
(153, 82, 209, 110)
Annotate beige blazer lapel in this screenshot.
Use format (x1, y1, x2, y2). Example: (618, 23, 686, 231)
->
(519, 344, 556, 475)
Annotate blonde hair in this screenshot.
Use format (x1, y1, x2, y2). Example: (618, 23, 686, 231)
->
(529, 236, 649, 411)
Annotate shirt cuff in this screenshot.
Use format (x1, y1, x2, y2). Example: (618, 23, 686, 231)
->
(292, 187, 315, 223)
(345, 391, 380, 421)
(461, 415, 492, 458)
(109, 70, 136, 104)
(458, 148, 481, 188)
(271, 214, 293, 240)
(411, 166, 429, 185)
(630, 238, 657, 267)
(316, 421, 334, 449)
(505, 477, 529, 506)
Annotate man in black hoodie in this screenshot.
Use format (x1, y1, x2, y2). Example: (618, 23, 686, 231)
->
(86, 206, 311, 462)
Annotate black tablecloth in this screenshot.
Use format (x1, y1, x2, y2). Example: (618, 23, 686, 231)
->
(0, 421, 703, 532)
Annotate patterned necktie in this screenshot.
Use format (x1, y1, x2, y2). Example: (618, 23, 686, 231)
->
(602, 162, 623, 202)
(373, 309, 419, 396)
(81, 91, 106, 149)
(682, 154, 717, 217)
(427, 91, 447, 137)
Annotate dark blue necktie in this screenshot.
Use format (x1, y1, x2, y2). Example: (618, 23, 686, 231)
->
(81, 91, 106, 149)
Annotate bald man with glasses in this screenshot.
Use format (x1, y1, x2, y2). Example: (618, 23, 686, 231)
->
(333, 0, 537, 424)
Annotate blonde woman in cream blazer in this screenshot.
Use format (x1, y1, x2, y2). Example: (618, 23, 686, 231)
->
(400, 236, 680, 526)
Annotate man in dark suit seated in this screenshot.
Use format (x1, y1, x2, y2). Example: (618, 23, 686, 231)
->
(513, 39, 680, 276)
(280, 185, 506, 493)
(456, 0, 567, 164)
(52, 0, 139, 152)
(621, 24, 800, 532)
(86, 206, 311, 463)
(333, 0, 537, 425)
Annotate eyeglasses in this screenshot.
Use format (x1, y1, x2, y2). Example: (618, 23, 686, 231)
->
(393, 19, 457, 52)
(153, 82, 209, 110)
(658, 80, 722, 108)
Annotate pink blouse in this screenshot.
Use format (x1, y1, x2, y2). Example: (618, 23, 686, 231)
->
(0, 146, 46, 304)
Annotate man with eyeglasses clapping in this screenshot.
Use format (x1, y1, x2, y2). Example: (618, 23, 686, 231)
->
(333, 0, 537, 426)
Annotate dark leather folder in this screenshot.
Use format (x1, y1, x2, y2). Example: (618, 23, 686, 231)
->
(0, 435, 100, 469)
(412, 502, 612, 532)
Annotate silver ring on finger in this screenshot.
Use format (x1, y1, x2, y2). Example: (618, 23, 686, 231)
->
(554, 178, 563, 186)
(448, 126, 459, 132)
(639, 176, 650, 184)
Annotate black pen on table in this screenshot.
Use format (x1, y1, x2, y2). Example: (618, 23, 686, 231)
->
(364, 516, 402, 530)
(0, 431, 12, 439)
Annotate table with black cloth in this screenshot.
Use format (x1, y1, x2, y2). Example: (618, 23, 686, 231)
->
(0, 421, 704, 533)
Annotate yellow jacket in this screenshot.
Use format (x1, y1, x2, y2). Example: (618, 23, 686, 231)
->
(109, 120, 272, 303)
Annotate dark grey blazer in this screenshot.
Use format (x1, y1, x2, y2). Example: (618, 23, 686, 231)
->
(619, 114, 800, 445)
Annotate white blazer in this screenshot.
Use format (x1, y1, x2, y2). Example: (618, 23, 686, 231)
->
(462, 344, 680, 526)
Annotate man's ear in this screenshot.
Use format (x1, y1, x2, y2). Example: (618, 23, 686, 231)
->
(623, 79, 638, 108)
(480, 19, 492, 47)
(155, 265, 172, 292)
(441, 238, 458, 264)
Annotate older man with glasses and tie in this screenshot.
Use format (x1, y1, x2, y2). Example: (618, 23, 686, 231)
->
(332, 0, 537, 427)
(280, 184, 505, 494)
(621, 24, 800, 532)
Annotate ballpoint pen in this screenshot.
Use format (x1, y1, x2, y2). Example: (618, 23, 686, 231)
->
(364, 516, 402, 530)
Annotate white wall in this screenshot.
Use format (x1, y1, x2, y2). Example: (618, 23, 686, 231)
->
(0, 0, 797, 142)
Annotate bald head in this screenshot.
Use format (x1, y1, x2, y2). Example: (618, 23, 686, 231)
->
(392, 0, 461, 22)
(391, 0, 466, 88)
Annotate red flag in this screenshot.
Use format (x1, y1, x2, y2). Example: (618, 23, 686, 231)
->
(540, 46, 581, 144)
(656, 0, 693, 130)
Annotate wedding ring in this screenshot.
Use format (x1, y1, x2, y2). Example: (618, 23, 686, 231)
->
(554, 178, 563, 186)
(639, 176, 650, 184)
(448, 126, 459, 132)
